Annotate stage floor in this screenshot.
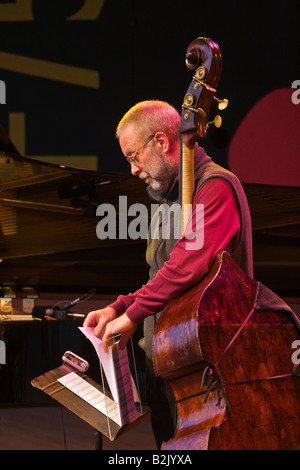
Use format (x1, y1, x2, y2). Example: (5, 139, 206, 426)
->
(0, 405, 157, 450)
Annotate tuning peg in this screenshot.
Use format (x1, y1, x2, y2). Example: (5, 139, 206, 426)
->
(213, 97, 229, 110)
(207, 115, 222, 128)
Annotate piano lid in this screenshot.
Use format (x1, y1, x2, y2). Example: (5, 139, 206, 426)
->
(0, 124, 152, 261)
(0, 125, 151, 294)
(242, 183, 300, 236)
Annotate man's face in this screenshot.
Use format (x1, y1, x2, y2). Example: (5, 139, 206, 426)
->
(119, 125, 178, 193)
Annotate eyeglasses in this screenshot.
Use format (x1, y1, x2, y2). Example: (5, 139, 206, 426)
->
(125, 135, 155, 164)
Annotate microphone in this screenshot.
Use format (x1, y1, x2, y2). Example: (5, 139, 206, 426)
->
(60, 289, 95, 311)
(32, 289, 95, 320)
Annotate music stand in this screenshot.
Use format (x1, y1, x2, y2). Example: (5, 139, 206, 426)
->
(31, 348, 149, 450)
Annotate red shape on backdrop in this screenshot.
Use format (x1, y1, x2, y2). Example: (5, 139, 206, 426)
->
(228, 88, 300, 186)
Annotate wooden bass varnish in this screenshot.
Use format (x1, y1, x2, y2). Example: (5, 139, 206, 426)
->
(152, 37, 300, 450)
(153, 251, 300, 449)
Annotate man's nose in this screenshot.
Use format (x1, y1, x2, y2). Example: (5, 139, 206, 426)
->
(130, 162, 141, 176)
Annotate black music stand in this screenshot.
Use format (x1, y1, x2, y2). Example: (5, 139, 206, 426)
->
(31, 358, 149, 450)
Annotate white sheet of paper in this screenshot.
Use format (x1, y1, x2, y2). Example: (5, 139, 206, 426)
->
(57, 372, 121, 425)
(78, 326, 138, 425)
(78, 326, 120, 401)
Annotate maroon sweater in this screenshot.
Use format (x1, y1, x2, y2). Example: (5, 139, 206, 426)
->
(110, 146, 253, 326)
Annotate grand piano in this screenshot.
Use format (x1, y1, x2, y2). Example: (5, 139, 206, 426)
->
(0, 124, 299, 299)
(0, 125, 151, 297)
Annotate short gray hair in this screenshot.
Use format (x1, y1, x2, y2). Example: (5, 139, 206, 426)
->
(116, 100, 180, 144)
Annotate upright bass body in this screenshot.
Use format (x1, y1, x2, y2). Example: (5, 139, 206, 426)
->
(153, 251, 300, 450)
(153, 37, 299, 449)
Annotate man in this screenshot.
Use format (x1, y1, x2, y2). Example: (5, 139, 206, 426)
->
(84, 100, 253, 448)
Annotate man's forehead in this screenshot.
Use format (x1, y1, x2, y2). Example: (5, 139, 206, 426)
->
(119, 125, 140, 149)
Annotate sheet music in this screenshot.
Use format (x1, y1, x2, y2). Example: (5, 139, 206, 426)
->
(57, 372, 121, 425)
(78, 326, 138, 425)
(78, 326, 119, 401)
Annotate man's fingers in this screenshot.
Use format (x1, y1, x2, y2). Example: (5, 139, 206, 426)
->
(83, 310, 100, 328)
(83, 307, 117, 339)
(101, 314, 137, 352)
(101, 321, 121, 352)
(101, 321, 114, 348)
(93, 320, 106, 338)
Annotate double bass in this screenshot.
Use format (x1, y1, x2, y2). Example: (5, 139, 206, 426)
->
(152, 37, 300, 450)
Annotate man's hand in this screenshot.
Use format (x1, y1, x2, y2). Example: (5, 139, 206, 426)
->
(83, 307, 137, 352)
(83, 306, 117, 338)
(102, 313, 137, 352)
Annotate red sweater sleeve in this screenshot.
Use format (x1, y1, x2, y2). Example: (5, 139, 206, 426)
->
(112, 179, 240, 322)
(109, 288, 142, 316)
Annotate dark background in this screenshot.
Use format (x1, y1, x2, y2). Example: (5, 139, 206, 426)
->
(0, 0, 298, 172)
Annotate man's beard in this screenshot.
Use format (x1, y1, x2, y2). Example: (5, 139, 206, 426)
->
(140, 150, 178, 193)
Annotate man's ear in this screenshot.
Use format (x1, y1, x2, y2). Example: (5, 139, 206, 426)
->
(155, 131, 169, 152)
